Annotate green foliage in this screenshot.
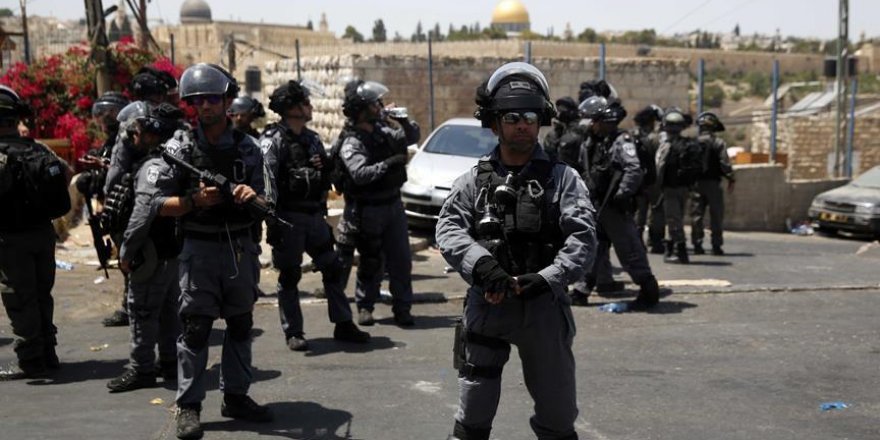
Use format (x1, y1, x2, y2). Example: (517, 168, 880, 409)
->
(411, 21, 426, 42)
(703, 83, 725, 108)
(343, 25, 364, 43)
(371, 19, 387, 43)
(577, 28, 599, 43)
(0, 8, 13, 17)
(744, 71, 771, 97)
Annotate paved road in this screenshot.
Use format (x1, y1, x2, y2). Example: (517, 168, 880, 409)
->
(1, 230, 878, 439)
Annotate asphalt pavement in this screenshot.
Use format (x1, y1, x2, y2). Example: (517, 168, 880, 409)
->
(1, 229, 879, 439)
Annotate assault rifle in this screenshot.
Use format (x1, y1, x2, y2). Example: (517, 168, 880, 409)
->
(84, 194, 112, 278)
(160, 149, 294, 230)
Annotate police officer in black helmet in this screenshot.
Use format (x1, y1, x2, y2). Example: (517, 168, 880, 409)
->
(570, 96, 661, 309)
(260, 80, 370, 351)
(228, 96, 265, 138)
(656, 107, 698, 264)
(542, 96, 588, 172)
(437, 62, 596, 440)
(691, 112, 734, 255)
(145, 63, 274, 439)
(0, 85, 72, 380)
(632, 104, 664, 253)
(333, 78, 420, 327)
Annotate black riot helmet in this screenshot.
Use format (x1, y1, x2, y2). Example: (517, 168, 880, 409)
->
(578, 96, 627, 124)
(474, 62, 556, 128)
(555, 96, 580, 123)
(633, 104, 663, 126)
(131, 67, 177, 101)
(342, 79, 389, 120)
(227, 96, 265, 118)
(662, 107, 693, 133)
(0, 85, 32, 121)
(92, 91, 130, 118)
(179, 63, 239, 101)
(269, 80, 309, 114)
(117, 101, 182, 140)
(696, 111, 725, 133)
(577, 79, 618, 103)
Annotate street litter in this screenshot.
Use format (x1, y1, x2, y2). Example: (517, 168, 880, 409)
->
(790, 223, 814, 236)
(444, 266, 455, 274)
(598, 302, 629, 313)
(93, 276, 106, 285)
(150, 398, 164, 406)
(89, 343, 109, 352)
(820, 401, 849, 411)
(55, 260, 74, 271)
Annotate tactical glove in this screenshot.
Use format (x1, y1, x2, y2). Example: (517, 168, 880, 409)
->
(516, 273, 551, 299)
(383, 154, 408, 168)
(472, 256, 514, 295)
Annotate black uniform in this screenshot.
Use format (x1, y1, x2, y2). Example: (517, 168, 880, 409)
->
(0, 136, 71, 378)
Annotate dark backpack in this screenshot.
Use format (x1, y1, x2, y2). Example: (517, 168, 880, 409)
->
(0, 140, 70, 220)
(328, 133, 350, 195)
(674, 137, 705, 185)
(632, 134, 657, 187)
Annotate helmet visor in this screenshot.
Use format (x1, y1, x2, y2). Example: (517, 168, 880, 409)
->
(487, 62, 550, 99)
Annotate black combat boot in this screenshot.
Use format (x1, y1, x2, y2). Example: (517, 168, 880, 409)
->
(595, 280, 626, 294)
(0, 357, 49, 381)
(107, 368, 157, 392)
(693, 242, 705, 255)
(648, 234, 666, 254)
(287, 334, 309, 352)
(712, 246, 725, 256)
(333, 320, 370, 343)
(676, 242, 690, 264)
(221, 393, 273, 422)
(157, 358, 177, 381)
(452, 420, 491, 440)
(176, 405, 202, 439)
(102, 309, 129, 327)
(569, 289, 590, 306)
(393, 309, 415, 327)
(44, 345, 61, 370)
(631, 277, 660, 310)
(357, 309, 375, 326)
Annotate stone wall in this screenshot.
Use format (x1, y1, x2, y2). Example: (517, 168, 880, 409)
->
(262, 55, 690, 145)
(724, 164, 849, 231)
(750, 114, 880, 179)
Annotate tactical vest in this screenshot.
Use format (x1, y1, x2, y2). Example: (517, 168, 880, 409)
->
(585, 133, 617, 200)
(473, 158, 563, 276)
(0, 137, 70, 232)
(101, 172, 135, 234)
(182, 130, 255, 232)
(698, 134, 723, 180)
(338, 125, 407, 198)
(267, 124, 329, 209)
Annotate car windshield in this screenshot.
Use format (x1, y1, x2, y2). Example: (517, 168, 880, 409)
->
(423, 124, 497, 158)
(852, 167, 880, 189)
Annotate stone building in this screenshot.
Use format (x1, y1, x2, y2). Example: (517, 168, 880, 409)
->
(152, 0, 337, 80)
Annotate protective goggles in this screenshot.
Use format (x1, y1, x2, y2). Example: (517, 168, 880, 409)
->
(500, 111, 539, 125)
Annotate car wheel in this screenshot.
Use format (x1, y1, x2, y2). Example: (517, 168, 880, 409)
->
(814, 225, 838, 237)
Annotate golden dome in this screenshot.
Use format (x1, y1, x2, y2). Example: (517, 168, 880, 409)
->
(491, 0, 530, 24)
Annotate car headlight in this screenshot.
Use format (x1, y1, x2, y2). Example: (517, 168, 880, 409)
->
(854, 203, 880, 215)
(406, 164, 429, 188)
(810, 197, 825, 209)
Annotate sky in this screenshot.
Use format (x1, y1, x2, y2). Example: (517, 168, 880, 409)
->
(10, 0, 880, 41)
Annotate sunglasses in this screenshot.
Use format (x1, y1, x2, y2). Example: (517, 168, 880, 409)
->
(500, 111, 539, 125)
(187, 95, 223, 106)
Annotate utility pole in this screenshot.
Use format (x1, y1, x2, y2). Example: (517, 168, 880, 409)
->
(833, 0, 849, 177)
(19, 0, 30, 64)
(84, 0, 112, 95)
(137, 0, 147, 50)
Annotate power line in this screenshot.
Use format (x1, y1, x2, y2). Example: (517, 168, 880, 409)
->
(662, 0, 715, 34)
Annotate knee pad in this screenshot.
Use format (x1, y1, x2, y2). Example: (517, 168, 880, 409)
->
(182, 315, 214, 350)
(225, 312, 253, 342)
(453, 421, 490, 440)
(277, 267, 302, 290)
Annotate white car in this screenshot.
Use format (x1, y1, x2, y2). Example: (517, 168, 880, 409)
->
(401, 118, 498, 227)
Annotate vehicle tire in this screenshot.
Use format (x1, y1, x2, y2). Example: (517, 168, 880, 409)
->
(814, 225, 838, 237)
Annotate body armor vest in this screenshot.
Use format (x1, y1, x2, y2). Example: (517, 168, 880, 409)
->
(183, 130, 255, 232)
(473, 158, 563, 276)
(585, 132, 618, 200)
(268, 124, 329, 209)
(342, 125, 407, 198)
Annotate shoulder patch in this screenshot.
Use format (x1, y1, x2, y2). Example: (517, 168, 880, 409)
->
(259, 138, 274, 154)
(146, 165, 160, 185)
(623, 143, 637, 157)
(341, 143, 355, 160)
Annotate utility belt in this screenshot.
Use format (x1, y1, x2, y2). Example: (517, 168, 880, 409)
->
(183, 227, 251, 243)
(278, 200, 325, 215)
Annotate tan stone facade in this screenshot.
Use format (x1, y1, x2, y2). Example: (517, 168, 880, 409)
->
(751, 114, 880, 179)
(262, 55, 691, 146)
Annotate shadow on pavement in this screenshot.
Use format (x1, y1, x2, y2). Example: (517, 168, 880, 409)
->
(0, 337, 12, 347)
(28, 358, 128, 385)
(712, 252, 754, 258)
(303, 336, 399, 357)
(643, 301, 698, 315)
(374, 314, 458, 330)
(680, 260, 733, 267)
(201, 400, 360, 439)
(203, 366, 283, 392)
